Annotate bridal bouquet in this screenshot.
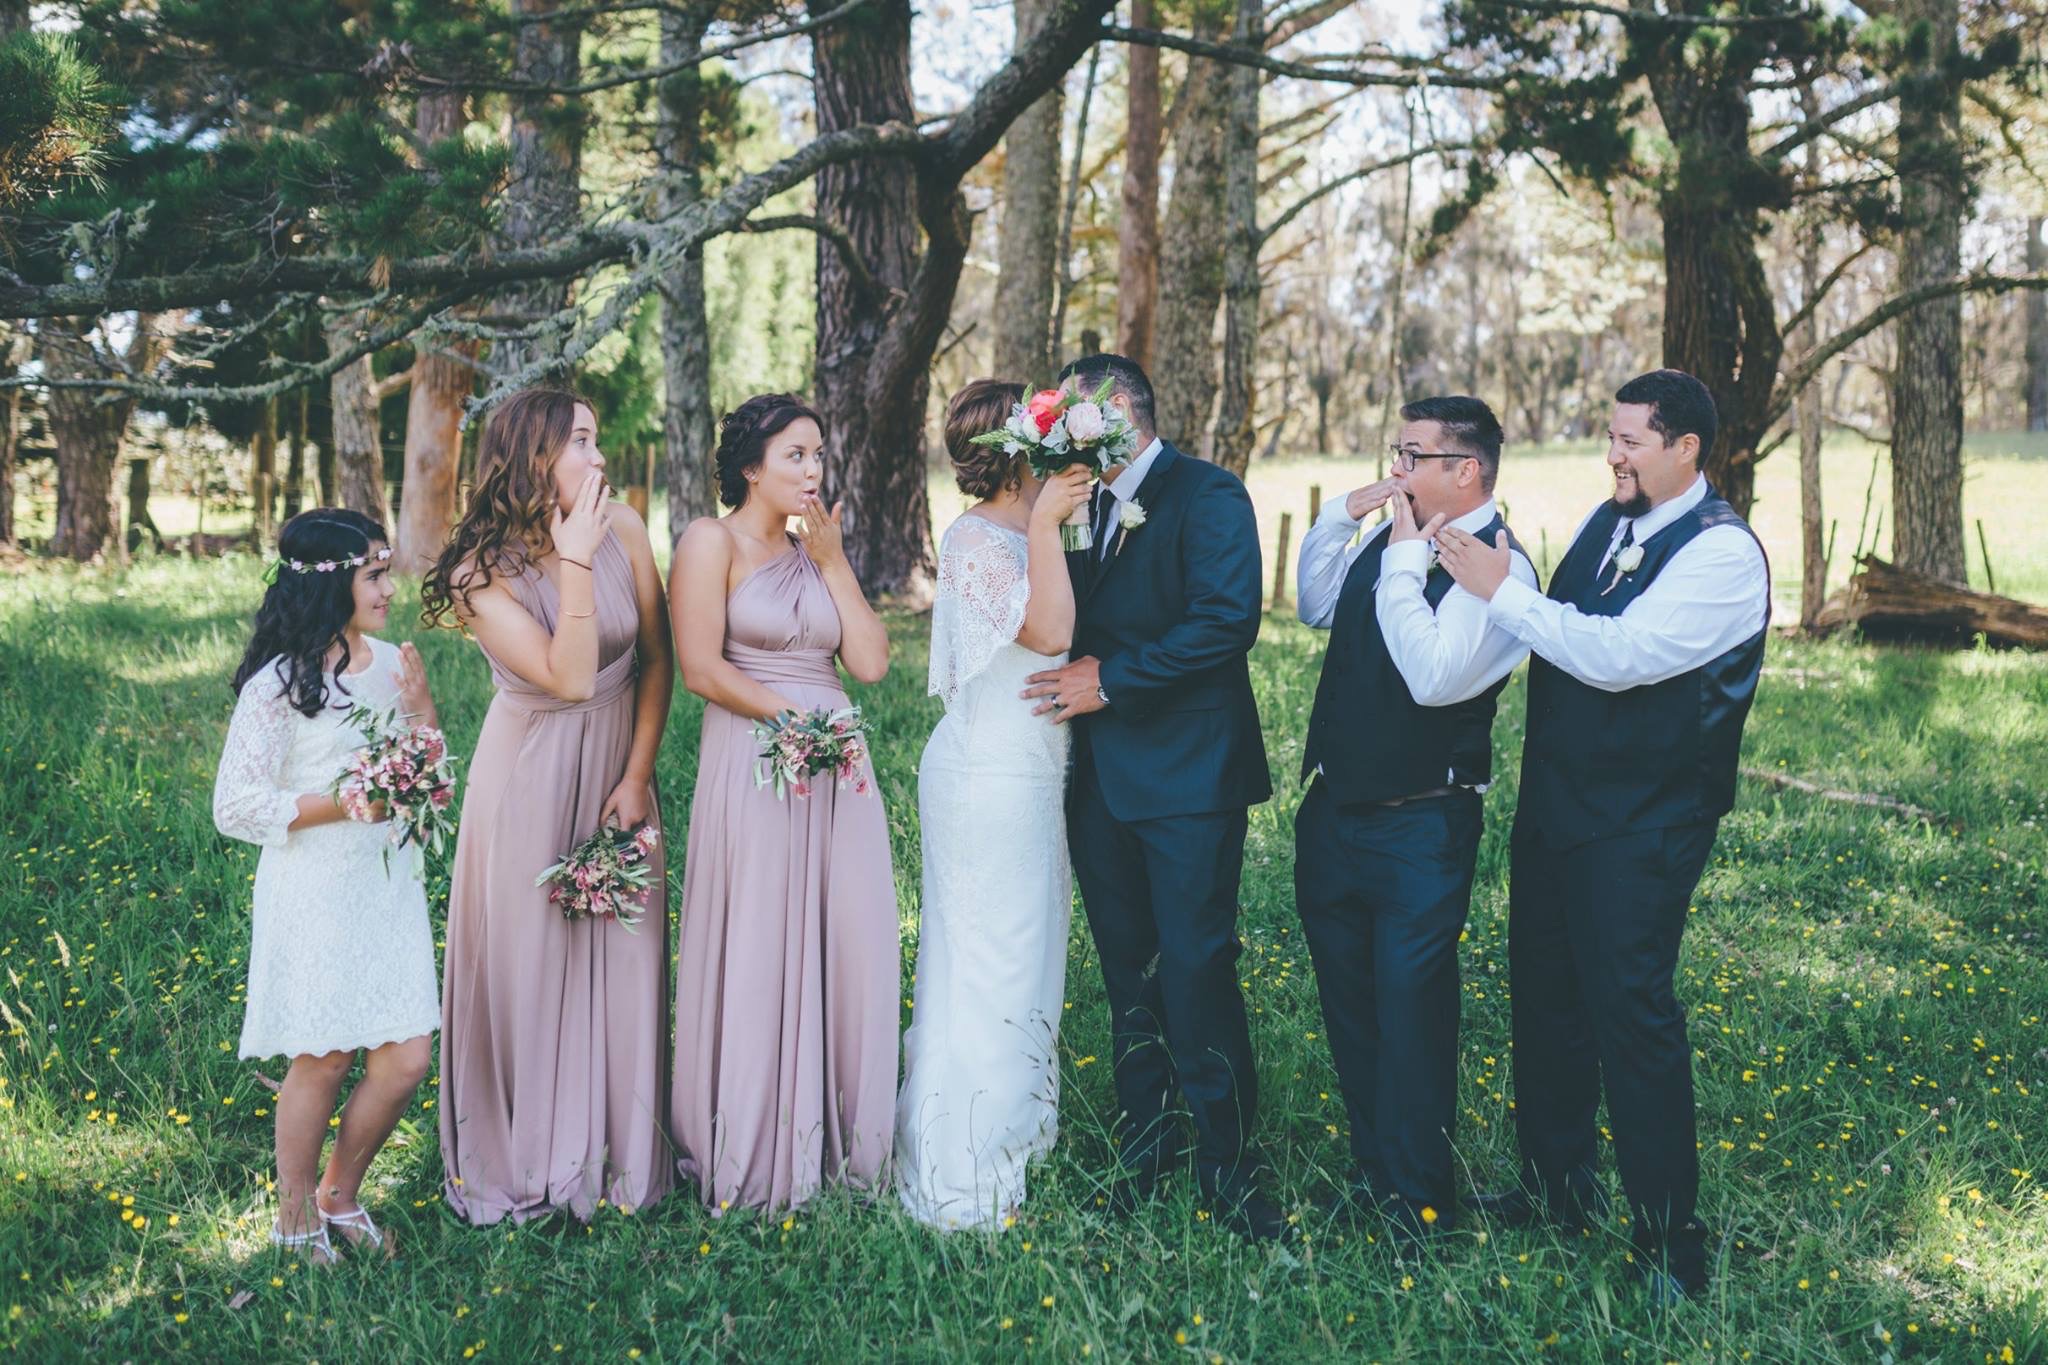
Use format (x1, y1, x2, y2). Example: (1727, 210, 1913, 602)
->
(536, 824, 661, 933)
(333, 702, 460, 872)
(753, 706, 872, 800)
(969, 376, 1142, 550)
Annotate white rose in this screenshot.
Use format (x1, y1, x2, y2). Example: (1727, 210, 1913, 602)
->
(1064, 401, 1106, 443)
(1616, 545, 1645, 574)
(1117, 500, 1148, 531)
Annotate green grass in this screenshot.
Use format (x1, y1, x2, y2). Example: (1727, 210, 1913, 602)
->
(1, 554, 2045, 1362)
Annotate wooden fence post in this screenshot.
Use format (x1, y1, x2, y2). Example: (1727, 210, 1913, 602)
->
(1308, 483, 1321, 523)
(1272, 511, 1293, 609)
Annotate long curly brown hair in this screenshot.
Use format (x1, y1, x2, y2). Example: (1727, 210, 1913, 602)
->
(420, 388, 588, 629)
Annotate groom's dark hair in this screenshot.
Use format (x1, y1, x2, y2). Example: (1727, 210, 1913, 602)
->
(1399, 395, 1503, 491)
(1615, 368, 1717, 465)
(1058, 352, 1156, 434)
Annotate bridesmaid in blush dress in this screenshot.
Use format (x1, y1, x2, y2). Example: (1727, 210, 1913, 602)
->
(669, 393, 898, 1214)
(422, 389, 675, 1224)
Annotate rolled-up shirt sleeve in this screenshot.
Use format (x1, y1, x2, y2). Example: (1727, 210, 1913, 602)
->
(1485, 526, 1769, 692)
(1376, 539, 1537, 705)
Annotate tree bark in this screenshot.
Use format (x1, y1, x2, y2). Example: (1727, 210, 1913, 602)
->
(125, 456, 163, 553)
(1115, 0, 1163, 366)
(1797, 83, 1827, 630)
(1151, 5, 1231, 447)
(327, 313, 393, 526)
(493, 1, 585, 385)
(1648, 71, 1781, 518)
(810, 0, 933, 598)
(283, 385, 308, 521)
(1208, 0, 1261, 477)
(658, 1, 720, 535)
(252, 398, 278, 544)
(396, 92, 480, 571)
(0, 338, 19, 549)
(990, 0, 1066, 382)
(1889, 0, 1966, 585)
(41, 318, 134, 561)
(2025, 216, 2046, 432)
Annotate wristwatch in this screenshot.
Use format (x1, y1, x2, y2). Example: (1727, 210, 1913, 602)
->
(1095, 683, 1110, 708)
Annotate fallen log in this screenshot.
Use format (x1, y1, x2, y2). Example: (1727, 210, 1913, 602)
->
(1811, 555, 2048, 649)
(1740, 766, 1945, 826)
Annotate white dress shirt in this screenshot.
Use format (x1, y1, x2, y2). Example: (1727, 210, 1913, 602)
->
(1485, 474, 1770, 693)
(1296, 496, 1537, 704)
(1094, 437, 1164, 559)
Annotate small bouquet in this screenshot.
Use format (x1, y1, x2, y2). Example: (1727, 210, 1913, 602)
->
(535, 824, 662, 933)
(333, 702, 460, 872)
(753, 706, 872, 800)
(969, 376, 1142, 550)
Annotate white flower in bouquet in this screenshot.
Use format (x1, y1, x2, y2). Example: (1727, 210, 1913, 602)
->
(1065, 401, 1107, 443)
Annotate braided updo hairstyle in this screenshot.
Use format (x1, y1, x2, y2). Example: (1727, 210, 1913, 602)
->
(943, 379, 1026, 499)
(715, 393, 823, 508)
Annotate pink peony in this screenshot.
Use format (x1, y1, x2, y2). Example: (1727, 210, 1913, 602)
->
(1064, 401, 1106, 443)
(1025, 389, 1064, 437)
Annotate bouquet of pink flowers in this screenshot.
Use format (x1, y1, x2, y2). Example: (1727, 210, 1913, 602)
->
(535, 824, 662, 933)
(969, 375, 1141, 550)
(753, 706, 872, 800)
(332, 702, 459, 872)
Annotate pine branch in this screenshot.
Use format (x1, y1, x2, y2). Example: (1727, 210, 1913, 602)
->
(1465, 0, 1829, 28)
(1765, 273, 2048, 428)
(741, 214, 885, 305)
(1260, 142, 1475, 247)
(1761, 81, 1898, 161)
(1101, 26, 1506, 93)
(1777, 237, 1875, 339)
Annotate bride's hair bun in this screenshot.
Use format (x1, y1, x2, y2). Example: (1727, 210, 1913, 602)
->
(944, 379, 1027, 500)
(715, 393, 822, 508)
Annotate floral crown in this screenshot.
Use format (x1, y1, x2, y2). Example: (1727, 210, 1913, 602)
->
(263, 545, 392, 584)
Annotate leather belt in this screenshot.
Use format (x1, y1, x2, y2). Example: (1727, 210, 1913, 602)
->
(1369, 784, 1461, 808)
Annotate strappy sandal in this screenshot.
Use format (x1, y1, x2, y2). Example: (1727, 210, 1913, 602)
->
(319, 1203, 394, 1259)
(269, 1223, 339, 1266)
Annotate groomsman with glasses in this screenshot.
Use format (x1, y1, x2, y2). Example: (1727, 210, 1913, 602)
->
(1293, 395, 1535, 1247)
(1435, 369, 1770, 1304)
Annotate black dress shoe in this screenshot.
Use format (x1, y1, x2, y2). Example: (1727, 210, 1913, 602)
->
(1106, 1168, 1168, 1216)
(1320, 1176, 1383, 1224)
(1465, 1187, 1542, 1228)
(1214, 1185, 1286, 1242)
(1469, 1183, 1607, 1232)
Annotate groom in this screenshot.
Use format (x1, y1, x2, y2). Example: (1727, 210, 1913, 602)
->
(1021, 353, 1280, 1240)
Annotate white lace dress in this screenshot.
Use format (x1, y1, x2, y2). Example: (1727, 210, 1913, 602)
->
(895, 515, 1073, 1229)
(212, 638, 441, 1060)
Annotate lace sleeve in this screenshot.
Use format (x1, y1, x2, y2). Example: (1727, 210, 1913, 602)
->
(927, 517, 1031, 706)
(212, 664, 306, 850)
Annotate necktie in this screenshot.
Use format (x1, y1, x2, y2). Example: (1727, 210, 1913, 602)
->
(1601, 521, 1636, 593)
(1093, 487, 1118, 559)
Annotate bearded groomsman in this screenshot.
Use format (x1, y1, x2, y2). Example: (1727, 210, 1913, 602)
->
(1294, 396, 1536, 1245)
(1435, 369, 1770, 1303)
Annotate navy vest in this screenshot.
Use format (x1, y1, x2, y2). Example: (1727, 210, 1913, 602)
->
(1302, 514, 1526, 805)
(1518, 489, 1769, 849)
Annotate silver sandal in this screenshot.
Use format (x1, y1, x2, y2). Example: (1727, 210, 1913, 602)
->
(269, 1223, 339, 1264)
(318, 1203, 387, 1255)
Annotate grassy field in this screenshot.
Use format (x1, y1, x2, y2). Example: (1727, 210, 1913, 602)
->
(1, 547, 2045, 1360)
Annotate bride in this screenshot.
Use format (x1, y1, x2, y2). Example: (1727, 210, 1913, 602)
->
(895, 380, 1093, 1229)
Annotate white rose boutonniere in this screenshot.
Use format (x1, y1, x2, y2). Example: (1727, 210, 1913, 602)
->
(1114, 500, 1147, 555)
(1616, 544, 1645, 574)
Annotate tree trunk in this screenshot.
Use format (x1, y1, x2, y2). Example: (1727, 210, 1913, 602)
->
(990, 0, 1065, 382)
(0, 351, 18, 549)
(1208, 0, 1262, 477)
(810, 0, 934, 598)
(396, 92, 480, 571)
(252, 398, 278, 545)
(493, 3, 584, 385)
(1115, 0, 1162, 367)
(1889, 0, 1966, 585)
(1648, 77, 1781, 518)
(2024, 216, 2046, 432)
(316, 427, 336, 508)
(658, 1, 719, 535)
(1797, 84, 1827, 630)
(1151, 6, 1231, 447)
(327, 313, 393, 525)
(125, 456, 162, 553)
(41, 318, 131, 562)
(283, 384, 308, 521)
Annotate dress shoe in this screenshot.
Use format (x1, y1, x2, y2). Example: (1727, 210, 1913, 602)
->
(1212, 1184, 1286, 1241)
(1468, 1181, 1607, 1232)
(1319, 1173, 1384, 1224)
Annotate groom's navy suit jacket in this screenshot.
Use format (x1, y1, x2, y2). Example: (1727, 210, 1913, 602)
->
(1067, 442, 1272, 823)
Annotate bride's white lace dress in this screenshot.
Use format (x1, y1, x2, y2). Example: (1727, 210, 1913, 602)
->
(895, 515, 1072, 1229)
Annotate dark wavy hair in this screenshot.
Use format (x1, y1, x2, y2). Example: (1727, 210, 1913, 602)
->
(1615, 368, 1718, 464)
(715, 393, 822, 508)
(944, 379, 1026, 498)
(421, 388, 587, 629)
(230, 509, 388, 718)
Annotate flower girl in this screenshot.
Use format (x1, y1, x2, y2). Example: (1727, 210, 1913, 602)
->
(212, 509, 442, 1263)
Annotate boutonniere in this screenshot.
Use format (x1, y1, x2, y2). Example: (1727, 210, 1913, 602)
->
(1114, 500, 1147, 555)
(1600, 544, 1644, 595)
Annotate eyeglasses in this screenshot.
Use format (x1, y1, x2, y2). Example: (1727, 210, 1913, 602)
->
(1386, 445, 1473, 473)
